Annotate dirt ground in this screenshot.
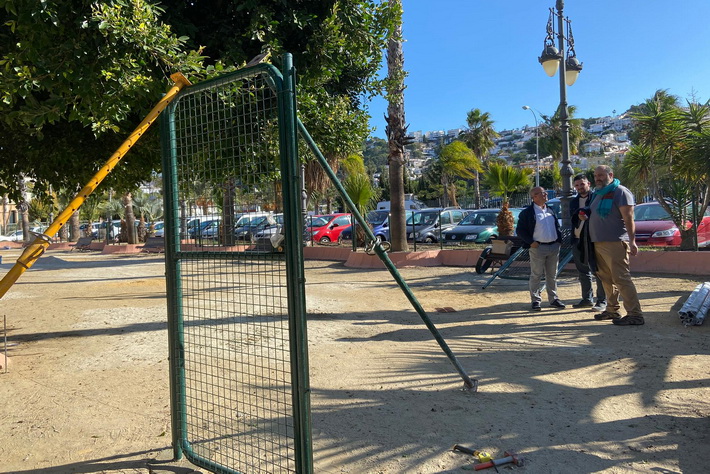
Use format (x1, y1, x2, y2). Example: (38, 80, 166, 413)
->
(1, 248, 709, 474)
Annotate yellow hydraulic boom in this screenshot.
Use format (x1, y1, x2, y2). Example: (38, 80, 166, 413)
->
(0, 72, 191, 300)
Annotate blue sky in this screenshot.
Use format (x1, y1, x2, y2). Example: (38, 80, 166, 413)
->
(366, 0, 710, 138)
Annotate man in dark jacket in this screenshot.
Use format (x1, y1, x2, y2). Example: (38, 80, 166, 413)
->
(516, 187, 566, 311)
(570, 174, 606, 312)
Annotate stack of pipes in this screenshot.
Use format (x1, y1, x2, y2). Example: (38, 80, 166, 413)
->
(678, 282, 710, 326)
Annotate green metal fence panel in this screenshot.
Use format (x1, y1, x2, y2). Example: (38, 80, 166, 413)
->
(160, 56, 311, 473)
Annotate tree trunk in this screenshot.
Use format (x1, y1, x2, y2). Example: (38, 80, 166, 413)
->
(69, 211, 80, 242)
(222, 178, 236, 246)
(17, 176, 30, 243)
(1, 194, 8, 235)
(385, 0, 408, 252)
(474, 170, 481, 209)
(123, 192, 136, 244)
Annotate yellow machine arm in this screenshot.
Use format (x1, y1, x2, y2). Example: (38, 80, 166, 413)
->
(0, 72, 191, 300)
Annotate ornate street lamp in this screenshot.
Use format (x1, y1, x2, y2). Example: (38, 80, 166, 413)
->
(522, 106, 540, 187)
(538, 0, 582, 235)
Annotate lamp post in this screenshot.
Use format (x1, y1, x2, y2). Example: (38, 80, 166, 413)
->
(522, 106, 540, 187)
(538, 0, 582, 234)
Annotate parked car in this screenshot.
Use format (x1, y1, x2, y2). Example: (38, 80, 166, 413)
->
(338, 210, 391, 243)
(634, 201, 710, 247)
(0, 226, 48, 242)
(306, 214, 336, 233)
(443, 208, 522, 244)
(200, 219, 224, 239)
(0, 229, 25, 241)
(251, 214, 284, 240)
(547, 198, 562, 219)
(234, 212, 274, 241)
(152, 221, 164, 237)
(376, 198, 426, 211)
(312, 213, 351, 243)
(189, 218, 221, 238)
(406, 208, 468, 243)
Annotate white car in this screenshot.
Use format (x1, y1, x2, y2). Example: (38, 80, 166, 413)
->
(0, 230, 24, 241)
(0, 227, 42, 242)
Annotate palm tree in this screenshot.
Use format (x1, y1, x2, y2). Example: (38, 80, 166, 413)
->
(133, 191, 165, 242)
(344, 173, 381, 245)
(438, 141, 481, 207)
(384, 0, 408, 251)
(459, 109, 499, 208)
(482, 163, 533, 236)
(619, 144, 656, 200)
(631, 91, 710, 250)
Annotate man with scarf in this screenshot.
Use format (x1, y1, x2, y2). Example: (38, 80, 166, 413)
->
(570, 174, 606, 312)
(586, 165, 644, 325)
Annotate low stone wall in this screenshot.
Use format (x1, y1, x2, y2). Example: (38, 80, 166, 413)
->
(304, 246, 710, 276)
(3, 242, 708, 276)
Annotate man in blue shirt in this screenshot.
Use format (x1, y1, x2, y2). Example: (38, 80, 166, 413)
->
(516, 187, 566, 311)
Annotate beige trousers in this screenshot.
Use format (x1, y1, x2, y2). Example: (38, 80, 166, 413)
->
(593, 241, 643, 316)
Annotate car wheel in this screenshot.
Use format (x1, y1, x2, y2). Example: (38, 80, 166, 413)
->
(319, 236, 331, 243)
(424, 236, 435, 244)
(485, 235, 497, 244)
(475, 247, 493, 274)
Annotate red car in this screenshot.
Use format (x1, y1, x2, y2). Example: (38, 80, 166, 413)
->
(634, 201, 710, 247)
(311, 213, 352, 243)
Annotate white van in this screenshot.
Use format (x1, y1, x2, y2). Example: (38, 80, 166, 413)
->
(377, 199, 425, 211)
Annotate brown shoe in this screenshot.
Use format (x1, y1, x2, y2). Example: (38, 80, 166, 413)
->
(594, 310, 621, 321)
(613, 315, 645, 326)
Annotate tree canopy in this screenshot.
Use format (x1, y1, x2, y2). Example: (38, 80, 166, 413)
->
(0, 0, 397, 202)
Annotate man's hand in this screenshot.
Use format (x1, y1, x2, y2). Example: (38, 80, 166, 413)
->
(531, 242, 540, 248)
(619, 205, 637, 256)
(629, 241, 638, 256)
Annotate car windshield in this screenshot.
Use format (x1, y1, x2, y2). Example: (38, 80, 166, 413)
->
(367, 211, 389, 226)
(235, 214, 270, 227)
(635, 204, 671, 221)
(407, 211, 438, 226)
(460, 212, 498, 226)
(308, 216, 331, 227)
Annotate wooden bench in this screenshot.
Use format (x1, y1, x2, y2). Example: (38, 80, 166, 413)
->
(69, 236, 94, 252)
(141, 236, 165, 253)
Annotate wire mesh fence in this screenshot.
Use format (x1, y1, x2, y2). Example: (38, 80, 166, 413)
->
(162, 62, 307, 473)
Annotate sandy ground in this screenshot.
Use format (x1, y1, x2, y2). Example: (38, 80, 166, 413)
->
(0, 248, 709, 474)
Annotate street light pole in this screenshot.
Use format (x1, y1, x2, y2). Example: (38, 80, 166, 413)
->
(538, 0, 582, 236)
(522, 106, 540, 187)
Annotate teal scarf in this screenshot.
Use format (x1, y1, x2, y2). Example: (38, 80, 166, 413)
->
(595, 178, 620, 219)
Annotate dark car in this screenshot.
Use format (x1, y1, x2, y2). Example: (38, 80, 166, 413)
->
(338, 210, 390, 243)
(443, 208, 522, 244)
(189, 219, 221, 239)
(406, 208, 468, 243)
(235, 214, 276, 241)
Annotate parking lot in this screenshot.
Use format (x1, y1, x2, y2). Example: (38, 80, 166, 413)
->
(1, 248, 709, 473)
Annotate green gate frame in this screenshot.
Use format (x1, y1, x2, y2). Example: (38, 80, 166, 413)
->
(160, 53, 477, 474)
(160, 54, 311, 473)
